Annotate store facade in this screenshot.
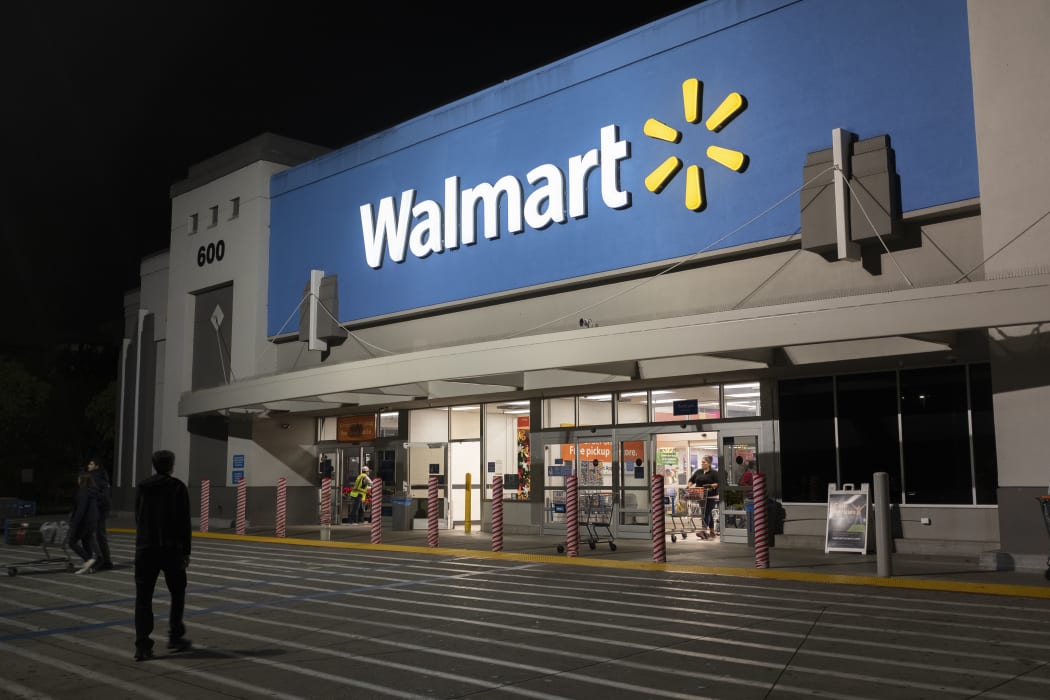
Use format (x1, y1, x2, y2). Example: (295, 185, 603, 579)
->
(118, 0, 1050, 563)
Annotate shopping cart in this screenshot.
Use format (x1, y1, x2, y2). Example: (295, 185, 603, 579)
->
(1037, 496, 1050, 580)
(665, 491, 690, 543)
(682, 487, 713, 540)
(582, 492, 617, 551)
(3, 516, 75, 576)
(557, 492, 618, 552)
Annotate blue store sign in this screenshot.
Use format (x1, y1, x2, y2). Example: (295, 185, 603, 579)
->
(268, 0, 976, 333)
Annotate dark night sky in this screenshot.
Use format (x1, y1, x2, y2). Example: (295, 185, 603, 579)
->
(0, 1, 700, 348)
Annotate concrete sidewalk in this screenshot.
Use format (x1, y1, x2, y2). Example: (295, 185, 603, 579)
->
(108, 513, 1050, 596)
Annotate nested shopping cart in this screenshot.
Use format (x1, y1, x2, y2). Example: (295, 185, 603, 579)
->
(4, 516, 75, 576)
(557, 491, 617, 552)
(1037, 496, 1050, 580)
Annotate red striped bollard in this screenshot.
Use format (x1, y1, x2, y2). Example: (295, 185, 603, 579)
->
(236, 477, 247, 535)
(652, 474, 666, 563)
(276, 477, 287, 538)
(200, 479, 210, 533)
(565, 475, 579, 557)
(320, 477, 332, 525)
(491, 476, 504, 552)
(427, 476, 440, 547)
(320, 477, 332, 541)
(370, 479, 383, 544)
(754, 473, 769, 568)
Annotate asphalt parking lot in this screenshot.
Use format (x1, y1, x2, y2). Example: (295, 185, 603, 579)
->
(3, 530, 1050, 699)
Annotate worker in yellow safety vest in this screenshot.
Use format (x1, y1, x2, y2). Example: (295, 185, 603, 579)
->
(349, 466, 372, 524)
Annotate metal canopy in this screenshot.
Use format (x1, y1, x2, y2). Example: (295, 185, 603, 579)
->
(179, 274, 1050, 417)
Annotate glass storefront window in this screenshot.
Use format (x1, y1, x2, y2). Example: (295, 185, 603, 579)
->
(901, 366, 971, 504)
(378, 411, 400, 438)
(450, 405, 480, 440)
(837, 372, 901, 501)
(969, 364, 998, 505)
(317, 416, 338, 442)
(723, 382, 760, 417)
(779, 377, 837, 502)
(484, 402, 531, 500)
(778, 364, 997, 505)
(541, 396, 576, 428)
(408, 407, 448, 442)
(578, 393, 612, 426)
(652, 386, 721, 423)
(616, 391, 650, 424)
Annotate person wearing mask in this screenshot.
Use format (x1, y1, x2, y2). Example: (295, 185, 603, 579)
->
(86, 458, 113, 570)
(349, 466, 372, 524)
(688, 456, 719, 539)
(68, 473, 100, 574)
(134, 449, 192, 661)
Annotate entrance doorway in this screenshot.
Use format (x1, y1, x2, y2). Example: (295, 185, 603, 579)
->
(536, 424, 767, 543)
(402, 441, 482, 531)
(316, 445, 374, 523)
(652, 432, 719, 541)
(541, 436, 615, 537)
(720, 433, 759, 544)
(405, 442, 449, 528)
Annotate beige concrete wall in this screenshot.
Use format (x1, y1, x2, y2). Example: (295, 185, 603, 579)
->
(969, 0, 1050, 554)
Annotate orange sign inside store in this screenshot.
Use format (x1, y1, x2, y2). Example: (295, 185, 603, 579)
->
(559, 441, 644, 464)
(337, 414, 376, 442)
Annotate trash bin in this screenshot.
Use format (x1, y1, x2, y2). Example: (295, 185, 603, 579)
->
(391, 497, 414, 531)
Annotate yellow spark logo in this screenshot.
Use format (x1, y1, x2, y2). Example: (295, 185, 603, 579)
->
(643, 78, 749, 211)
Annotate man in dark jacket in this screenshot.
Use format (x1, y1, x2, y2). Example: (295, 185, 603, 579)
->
(86, 459, 113, 570)
(134, 449, 192, 661)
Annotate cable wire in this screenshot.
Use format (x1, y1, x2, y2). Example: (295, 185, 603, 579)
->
(503, 165, 836, 338)
(952, 207, 1050, 284)
(840, 171, 913, 287)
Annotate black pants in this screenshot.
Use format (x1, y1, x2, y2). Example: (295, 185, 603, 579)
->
(68, 528, 97, 563)
(95, 515, 111, 564)
(134, 548, 187, 650)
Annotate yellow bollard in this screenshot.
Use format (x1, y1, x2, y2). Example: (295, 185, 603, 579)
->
(464, 472, 472, 534)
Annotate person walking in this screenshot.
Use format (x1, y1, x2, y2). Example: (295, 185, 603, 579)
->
(68, 473, 100, 574)
(349, 466, 372, 524)
(86, 458, 113, 570)
(688, 456, 719, 539)
(134, 449, 192, 662)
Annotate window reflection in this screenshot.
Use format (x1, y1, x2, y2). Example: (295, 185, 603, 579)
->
(723, 381, 760, 417)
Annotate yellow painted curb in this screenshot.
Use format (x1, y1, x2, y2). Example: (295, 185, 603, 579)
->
(108, 527, 1050, 600)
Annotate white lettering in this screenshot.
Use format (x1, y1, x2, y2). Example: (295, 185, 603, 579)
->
(360, 190, 414, 268)
(359, 125, 632, 269)
(567, 149, 599, 219)
(524, 163, 565, 229)
(461, 175, 523, 244)
(443, 176, 459, 251)
(409, 198, 442, 259)
(600, 124, 630, 209)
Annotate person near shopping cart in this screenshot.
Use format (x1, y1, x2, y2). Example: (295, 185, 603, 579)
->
(86, 458, 114, 570)
(68, 473, 101, 574)
(349, 466, 372, 523)
(688, 456, 719, 539)
(133, 449, 192, 662)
